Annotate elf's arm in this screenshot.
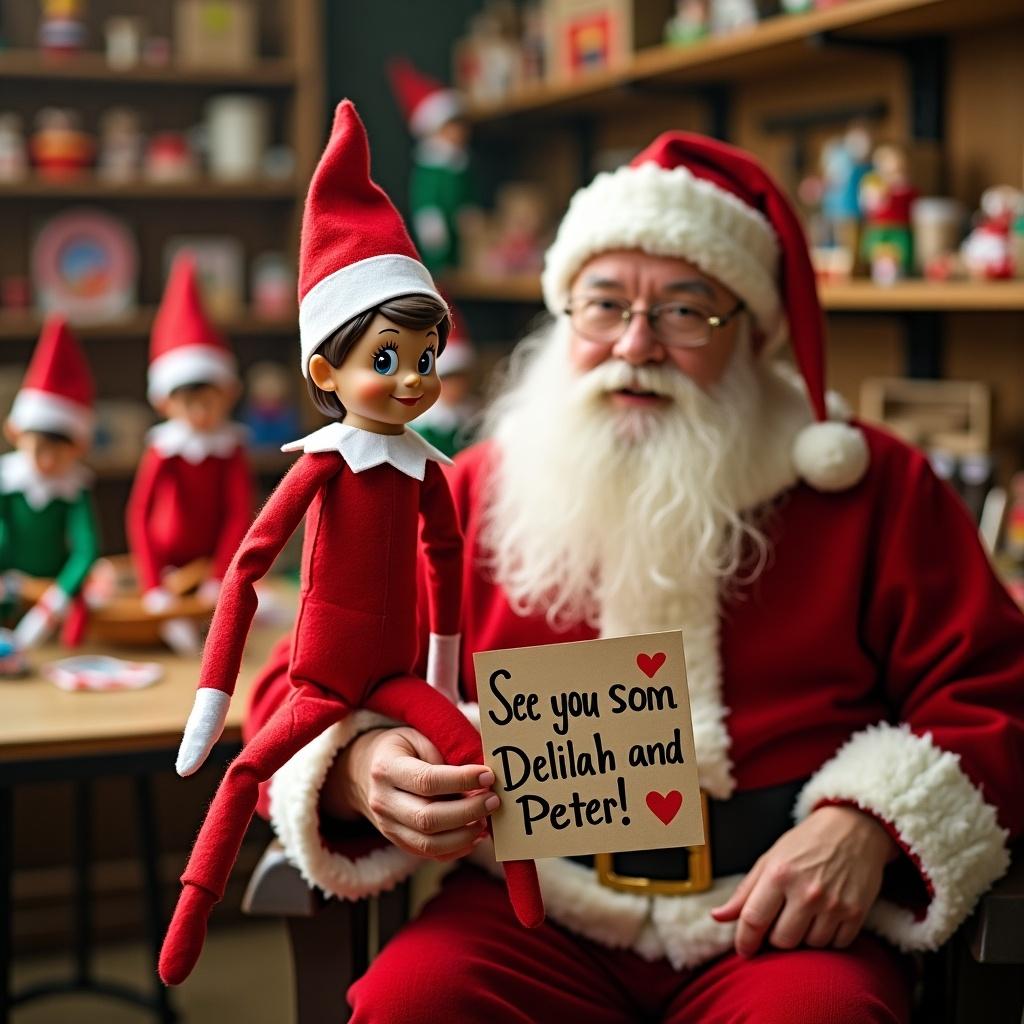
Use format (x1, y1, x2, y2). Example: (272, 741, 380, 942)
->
(210, 446, 254, 583)
(125, 446, 167, 594)
(176, 453, 340, 776)
(419, 459, 463, 702)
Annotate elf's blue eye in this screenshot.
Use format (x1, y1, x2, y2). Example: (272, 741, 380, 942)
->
(373, 348, 399, 375)
(418, 349, 435, 375)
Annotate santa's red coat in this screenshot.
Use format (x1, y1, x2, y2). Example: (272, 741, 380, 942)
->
(247, 423, 1024, 961)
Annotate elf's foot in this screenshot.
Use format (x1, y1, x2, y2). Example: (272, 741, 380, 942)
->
(158, 883, 216, 985)
(504, 859, 545, 929)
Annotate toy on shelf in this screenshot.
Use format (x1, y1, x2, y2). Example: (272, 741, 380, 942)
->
(241, 361, 300, 449)
(453, 2, 522, 102)
(486, 182, 548, 274)
(710, 0, 758, 35)
(411, 305, 479, 458)
(175, 0, 258, 70)
(859, 142, 919, 284)
(144, 132, 198, 183)
(205, 94, 270, 182)
(104, 16, 144, 68)
(126, 256, 252, 656)
(910, 197, 964, 280)
(97, 107, 143, 183)
(961, 185, 1023, 280)
(389, 58, 478, 276)
(0, 114, 29, 183)
(251, 252, 294, 318)
(1, 317, 99, 654)
(1006, 472, 1024, 564)
(664, 0, 710, 44)
(820, 123, 872, 267)
(157, 100, 543, 989)
(30, 108, 95, 181)
(164, 236, 244, 318)
(39, 0, 87, 55)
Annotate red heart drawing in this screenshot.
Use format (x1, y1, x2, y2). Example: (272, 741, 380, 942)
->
(636, 652, 666, 678)
(646, 790, 683, 825)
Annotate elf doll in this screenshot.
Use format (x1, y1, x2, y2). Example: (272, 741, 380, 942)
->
(126, 255, 253, 654)
(157, 100, 542, 987)
(388, 57, 477, 275)
(1, 316, 99, 651)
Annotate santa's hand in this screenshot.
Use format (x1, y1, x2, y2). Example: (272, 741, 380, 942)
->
(710, 804, 898, 956)
(13, 585, 69, 649)
(176, 687, 231, 776)
(426, 632, 460, 703)
(325, 726, 498, 863)
(142, 587, 174, 614)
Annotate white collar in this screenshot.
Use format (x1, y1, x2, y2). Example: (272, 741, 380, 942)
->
(415, 137, 469, 171)
(0, 450, 92, 510)
(148, 420, 245, 465)
(281, 422, 452, 480)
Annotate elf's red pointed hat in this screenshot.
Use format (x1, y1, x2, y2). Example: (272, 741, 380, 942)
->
(297, 99, 443, 376)
(8, 316, 95, 445)
(542, 131, 868, 492)
(387, 57, 464, 138)
(148, 255, 237, 403)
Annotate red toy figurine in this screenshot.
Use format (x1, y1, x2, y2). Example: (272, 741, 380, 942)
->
(126, 256, 253, 653)
(157, 101, 543, 987)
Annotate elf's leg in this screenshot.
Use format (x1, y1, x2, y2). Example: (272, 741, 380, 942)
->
(365, 674, 544, 929)
(159, 682, 349, 985)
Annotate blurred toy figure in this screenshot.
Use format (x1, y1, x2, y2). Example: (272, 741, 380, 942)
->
(859, 143, 918, 282)
(0, 113, 28, 183)
(126, 256, 252, 655)
(144, 132, 197, 183)
(961, 185, 1022, 280)
(485, 183, 547, 275)
(821, 123, 872, 263)
(97, 107, 143, 183)
(389, 58, 478, 275)
(1, 317, 98, 652)
(30, 108, 94, 181)
(241, 361, 300, 449)
(411, 307, 479, 458)
(664, 0, 710, 44)
(39, 0, 87, 54)
(710, 0, 759, 35)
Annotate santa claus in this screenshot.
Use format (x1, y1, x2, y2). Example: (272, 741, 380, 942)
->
(246, 133, 1023, 1021)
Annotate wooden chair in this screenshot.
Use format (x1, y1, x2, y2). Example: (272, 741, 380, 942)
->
(243, 841, 1024, 1024)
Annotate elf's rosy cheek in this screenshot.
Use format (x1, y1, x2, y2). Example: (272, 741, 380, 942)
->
(356, 377, 392, 402)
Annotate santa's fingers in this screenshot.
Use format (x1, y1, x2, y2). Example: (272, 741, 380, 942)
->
(387, 754, 494, 799)
(732, 872, 786, 957)
(710, 857, 764, 922)
(381, 818, 488, 861)
(385, 788, 500, 836)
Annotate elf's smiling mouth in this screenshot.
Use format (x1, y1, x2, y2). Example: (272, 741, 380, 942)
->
(391, 395, 423, 406)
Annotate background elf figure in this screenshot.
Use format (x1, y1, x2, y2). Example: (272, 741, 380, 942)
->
(0, 316, 98, 653)
(388, 57, 477, 275)
(157, 100, 542, 987)
(126, 255, 253, 654)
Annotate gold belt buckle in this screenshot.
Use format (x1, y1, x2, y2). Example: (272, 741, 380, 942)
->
(594, 790, 712, 896)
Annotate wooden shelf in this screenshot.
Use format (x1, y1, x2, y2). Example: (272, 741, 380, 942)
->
(0, 178, 296, 201)
(0, 49, 295, 88)
(442, 273, 1024, 312)
(0, 309, 296, 342)
(467, 0, 1022, 123)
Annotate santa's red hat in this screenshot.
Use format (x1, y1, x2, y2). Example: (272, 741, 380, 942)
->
(148, 256, 237, 403)
(297, 100, 443, 376)
(8, 316, 94, 446)
(387, 58, 465, 138)
(542, 132, 868, 492)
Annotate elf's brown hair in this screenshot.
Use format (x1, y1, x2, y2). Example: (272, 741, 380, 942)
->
(306, 293, 450, 419)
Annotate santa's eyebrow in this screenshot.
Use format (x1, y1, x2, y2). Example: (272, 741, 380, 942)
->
(660, 280, 715, 298)
(580, 276, 627, 290)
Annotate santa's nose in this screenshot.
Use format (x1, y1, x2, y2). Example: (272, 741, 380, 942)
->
(612, 313, 665, 365)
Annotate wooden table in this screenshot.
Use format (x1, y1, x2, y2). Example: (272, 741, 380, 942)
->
(0, 605, 293, 1024)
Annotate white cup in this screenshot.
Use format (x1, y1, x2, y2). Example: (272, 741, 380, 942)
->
(205, 94, 269, 182)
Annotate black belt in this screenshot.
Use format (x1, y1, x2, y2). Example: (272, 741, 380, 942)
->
(569, 777, 806, 882)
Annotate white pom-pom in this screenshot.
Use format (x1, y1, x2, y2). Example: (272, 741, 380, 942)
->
(792, 421, 869, 492)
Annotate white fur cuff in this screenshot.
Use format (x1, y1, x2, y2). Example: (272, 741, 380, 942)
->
(795, 722, 1010, 951)
(269, 710, 420, 900)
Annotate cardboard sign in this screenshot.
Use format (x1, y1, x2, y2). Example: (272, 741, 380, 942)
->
(475, 630, 704, 861)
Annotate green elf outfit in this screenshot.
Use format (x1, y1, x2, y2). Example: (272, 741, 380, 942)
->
(2, 316, 99, 648)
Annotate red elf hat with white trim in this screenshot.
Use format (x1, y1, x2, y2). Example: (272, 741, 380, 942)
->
(8, 315, 95, 446)
(297, 100, 443, 376)
(542, 131, 869, 492)
(148, 255, 238, 403)
(387, 58, 465, 138)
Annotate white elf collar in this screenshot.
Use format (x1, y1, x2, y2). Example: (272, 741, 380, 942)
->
(281, 422, 452, 481)
(415, 137, 469, 172)
(148, 420, 245, 465)
(0, 450, 92, 511)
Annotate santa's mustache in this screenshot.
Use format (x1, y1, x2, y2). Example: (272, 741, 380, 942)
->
(571, 357, 707, 407)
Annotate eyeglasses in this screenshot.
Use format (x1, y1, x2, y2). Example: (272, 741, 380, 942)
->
(563, 295, 746, 349)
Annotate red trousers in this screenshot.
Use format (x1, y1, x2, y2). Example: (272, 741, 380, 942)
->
(349, 868, 913, 1024)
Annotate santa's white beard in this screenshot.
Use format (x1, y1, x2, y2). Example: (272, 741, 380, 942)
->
(479, 318, 773, 634)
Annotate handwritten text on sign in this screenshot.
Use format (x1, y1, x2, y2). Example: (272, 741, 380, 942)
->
(475, 630, 704, 861)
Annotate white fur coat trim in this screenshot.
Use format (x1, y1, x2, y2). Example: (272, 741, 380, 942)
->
(794, 722, 1010, 951)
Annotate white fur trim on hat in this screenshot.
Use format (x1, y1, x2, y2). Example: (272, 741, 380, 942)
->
(410, 88, 464, 138)
(792, 420, 869, 492)
(542, 161, 782, 336)
(298, 253, 443, 376)
(8, 388, 94, 446)
(148, 345, 238, 403)
(795, 723, 1010, 951)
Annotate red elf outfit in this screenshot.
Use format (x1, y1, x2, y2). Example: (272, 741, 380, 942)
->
(157, 100, 542, 987)
(126, 256, 252, 609)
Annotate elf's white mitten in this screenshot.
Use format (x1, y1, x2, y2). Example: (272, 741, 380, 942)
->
(14, 584, 69, 650)
(426, 632, 461, 704)
(176, 687, 230, 777)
